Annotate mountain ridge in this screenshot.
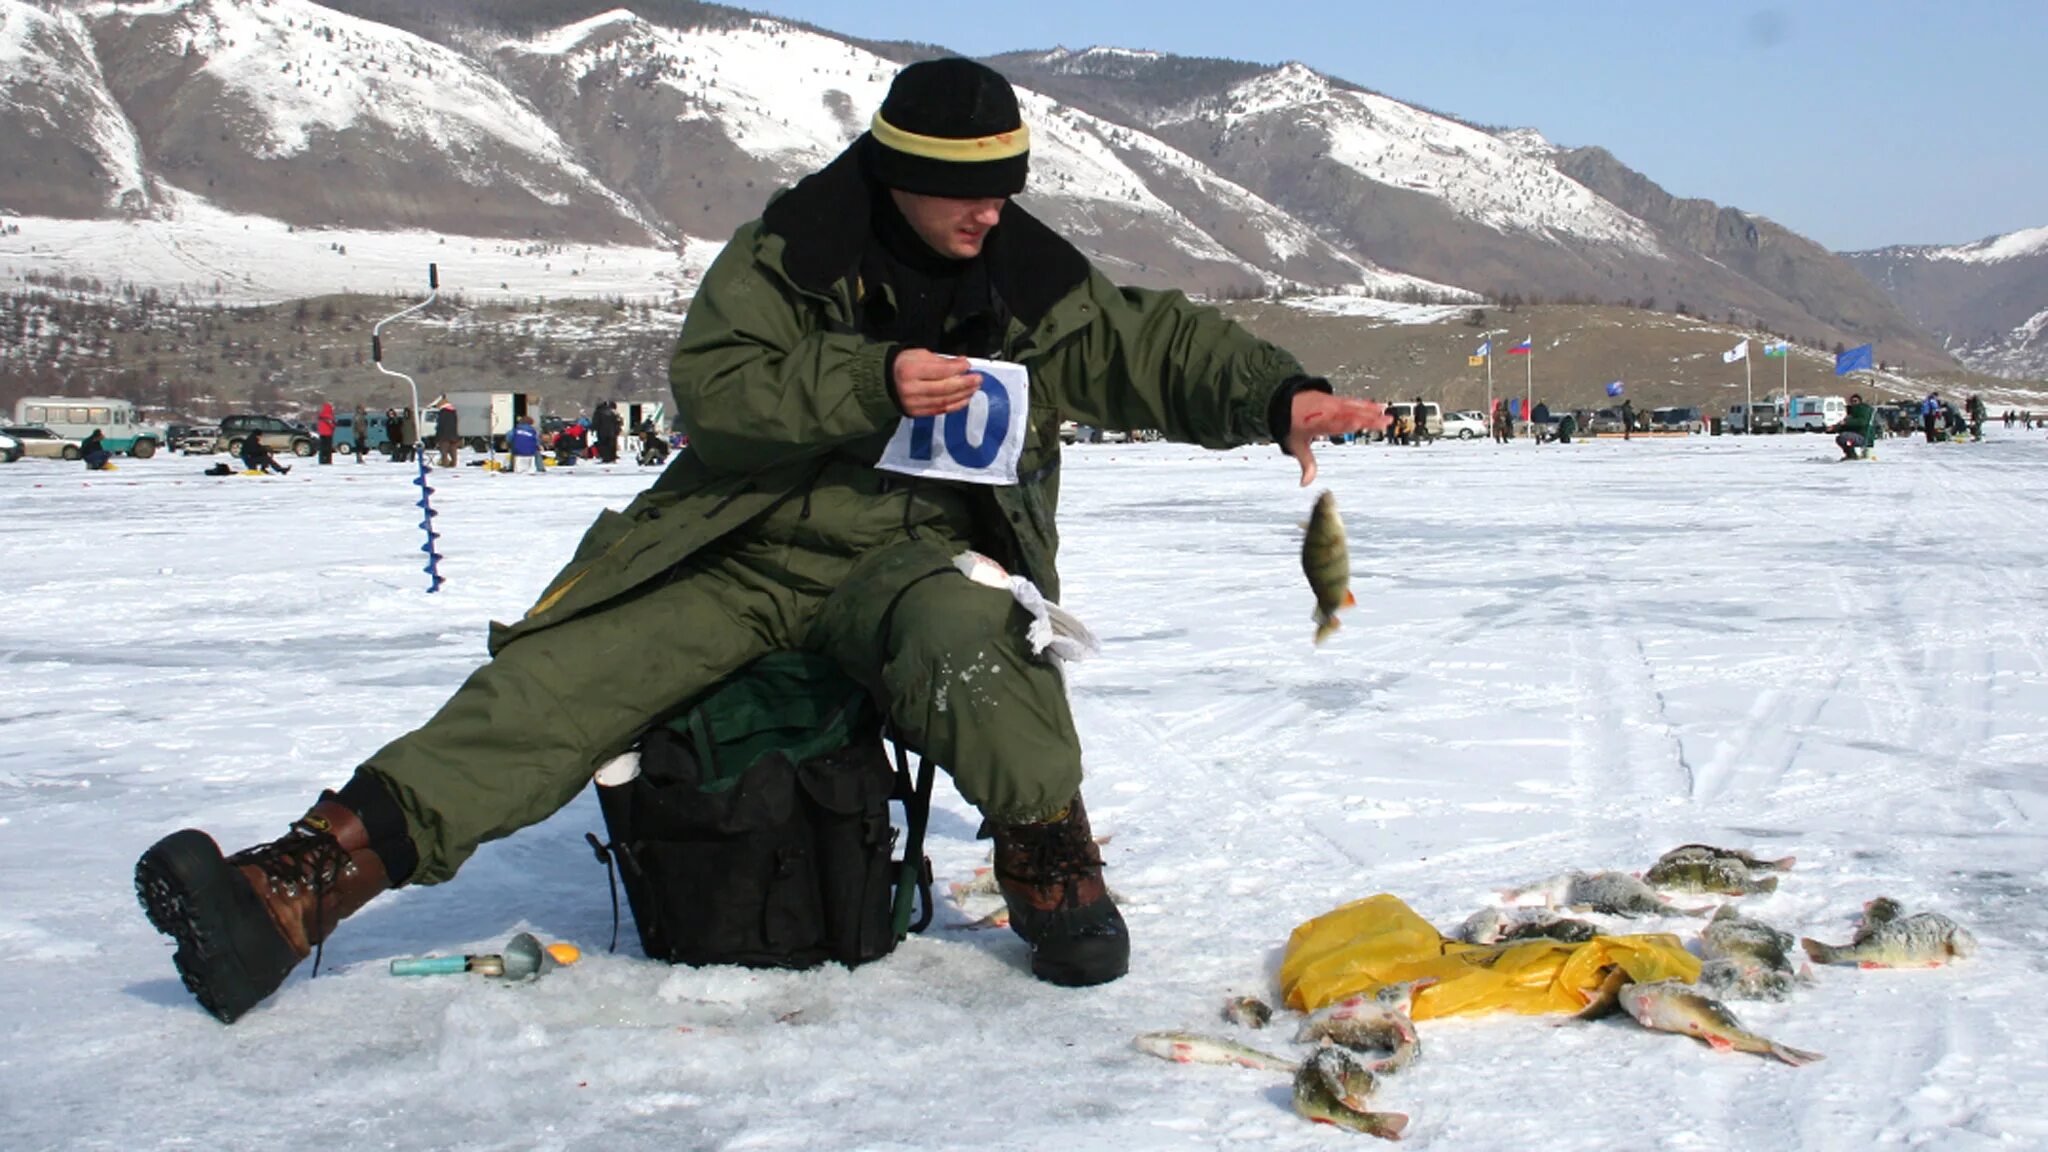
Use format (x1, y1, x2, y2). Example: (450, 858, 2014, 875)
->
(1, 0, 2030, 376)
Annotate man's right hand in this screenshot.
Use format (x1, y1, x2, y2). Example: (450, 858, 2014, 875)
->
(894, 349, 982, 417)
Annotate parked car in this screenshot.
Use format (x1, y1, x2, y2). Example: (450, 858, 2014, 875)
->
(1725, 402, 1785, 434)
(214, 414, 316, 458)
(1650, 406, 1704, 433)
(1, 425, 84, 459)
(1874, 404, 1917, 435)
(1441, 409, 1487, 439)
(1588, 408, 1626, 434)
(165, 423, 222, 454)
(0, 429, 20, 463)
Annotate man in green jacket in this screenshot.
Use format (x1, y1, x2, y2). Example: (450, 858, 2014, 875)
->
(135, 58, 1389, 1022)
(1834, 392, 1877, 459)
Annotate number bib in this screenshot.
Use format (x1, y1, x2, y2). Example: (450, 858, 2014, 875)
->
(876, 359, 1029, 486)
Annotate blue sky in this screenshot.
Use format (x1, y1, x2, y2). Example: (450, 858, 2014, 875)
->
(740, 0, 2044, 252)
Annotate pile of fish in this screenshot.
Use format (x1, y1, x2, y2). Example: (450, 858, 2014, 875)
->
(1135, 978, 1434, 1140)
(1469, 844, 1977, 1064)
(1122, 843, 1979, 1138)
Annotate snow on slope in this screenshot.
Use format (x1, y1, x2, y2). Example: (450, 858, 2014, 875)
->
(1924, 225, 2048, 264)
(0, 0, 149, 207)
(507, 13, 1402, 287)
(1172, 64, 1664, 255)
(0, 189, 711, 304)
(80, 0, 655, 228)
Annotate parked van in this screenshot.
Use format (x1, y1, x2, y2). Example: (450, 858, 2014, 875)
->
(336, 412, 391, 455)
(1725, 401, 1785, 434)
(1784, 395, 1848, 432)
(12, 396, 165, 457)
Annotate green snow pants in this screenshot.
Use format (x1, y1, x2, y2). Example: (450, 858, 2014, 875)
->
(360, 526, 1084, 884)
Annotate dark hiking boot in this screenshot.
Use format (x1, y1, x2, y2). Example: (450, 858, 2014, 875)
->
(135, 797, 395, 1023)
(990, 794, 1129, 987)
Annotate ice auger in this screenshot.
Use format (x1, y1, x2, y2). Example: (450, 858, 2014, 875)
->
(372, 265, 445, 593)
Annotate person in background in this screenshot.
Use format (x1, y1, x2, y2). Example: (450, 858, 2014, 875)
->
(1832, 392, 1877, 460)
(507, 414, 543, 474)
(80, 428, 113, 470)
(1410, 395, 1429, 445)
(353, 404, 370, 464)
(240, 432, 290, 475)
(397, 405, 418, 463)
(315, 401, 335, 465)
(435, 403, 460, 468)
(1920, 391, 1942, 442)
(1966, 394, 1986, 442)
(637, 421, 671, 466)
(1619, 397, 1636, 441)
(591, 401, 622, 464)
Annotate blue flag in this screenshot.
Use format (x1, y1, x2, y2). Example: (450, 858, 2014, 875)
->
(1605, 380, 1624, 397)
(1834, 344, 1874, 375)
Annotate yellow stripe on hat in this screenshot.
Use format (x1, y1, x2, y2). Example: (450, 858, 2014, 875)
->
(871, 112, 1029, 162)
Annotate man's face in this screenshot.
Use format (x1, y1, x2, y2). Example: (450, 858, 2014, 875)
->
(890, 189, 1006, 258)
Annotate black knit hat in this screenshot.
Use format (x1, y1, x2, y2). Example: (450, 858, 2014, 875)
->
(866, 58, 1029, 198)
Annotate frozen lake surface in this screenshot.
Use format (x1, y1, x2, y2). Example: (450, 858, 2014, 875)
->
(3, 431, 2045, 1149)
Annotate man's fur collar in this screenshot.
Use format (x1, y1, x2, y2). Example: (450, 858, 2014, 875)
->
(760, 137, 1091, 331)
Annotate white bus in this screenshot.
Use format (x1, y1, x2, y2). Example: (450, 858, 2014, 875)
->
(12, 396, 165, 457)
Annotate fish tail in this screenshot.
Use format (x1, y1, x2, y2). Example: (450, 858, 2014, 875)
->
(1314, 615, 1340, 645)
(1768, 1041, 1825, 1066)
(1754, 875, 1780, 894)
(1770, 855, 1797, 871)
(1800, 937, 1843, 964)
(1360, 1111, 1409, 1141)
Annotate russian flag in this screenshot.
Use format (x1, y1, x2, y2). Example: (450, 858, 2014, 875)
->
(1508, 338, 1533, 355)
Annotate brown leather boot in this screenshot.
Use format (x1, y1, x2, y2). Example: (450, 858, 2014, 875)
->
(990, 793, 1129, 987)
(136, 797, 395, 1023)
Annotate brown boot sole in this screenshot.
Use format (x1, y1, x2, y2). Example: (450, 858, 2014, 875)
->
(135, 830, 301, 1024)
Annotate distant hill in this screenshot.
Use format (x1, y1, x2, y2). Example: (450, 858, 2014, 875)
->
(0, 0, 1979, 375)
(1844, 228, 2048, 381)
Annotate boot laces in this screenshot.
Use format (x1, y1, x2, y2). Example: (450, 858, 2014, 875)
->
(226, 820, 350, 975)
(1009, 823, 1104, 908)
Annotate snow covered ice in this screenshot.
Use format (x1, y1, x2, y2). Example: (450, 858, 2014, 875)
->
(4, 433, 2047, 1149)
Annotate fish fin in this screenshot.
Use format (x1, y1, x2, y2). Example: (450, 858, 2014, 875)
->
(1800, 937, 1837, 964)
(1755, 875, 1779, 894)
(1704, 1035, 1734, 1052)
(1858, 961, 1885, 970)
(1374, 1112, 1410, 1140)
(1770, 1043, 1824, 1066)
(1342, 590, 1357, 607)
(1772, 855, 1797, 871)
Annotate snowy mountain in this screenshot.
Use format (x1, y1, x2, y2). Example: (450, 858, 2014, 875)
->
(1844, 226, 2048, 380)
(0, 0, 1955, 364)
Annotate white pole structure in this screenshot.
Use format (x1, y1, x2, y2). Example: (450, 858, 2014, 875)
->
(1524, 337, 1533, 429)
(1744, 350, 1753, 433)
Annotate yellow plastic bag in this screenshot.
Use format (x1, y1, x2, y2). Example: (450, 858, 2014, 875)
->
(1280, 893, 1701, 1018)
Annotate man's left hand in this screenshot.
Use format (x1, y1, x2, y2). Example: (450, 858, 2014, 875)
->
(1285, 393, 1391, 487)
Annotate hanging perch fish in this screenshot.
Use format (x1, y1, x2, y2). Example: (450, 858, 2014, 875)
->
(1302, 490, 1355, 644)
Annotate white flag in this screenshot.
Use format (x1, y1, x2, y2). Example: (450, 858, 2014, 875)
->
(1723, 339, 1749, 364)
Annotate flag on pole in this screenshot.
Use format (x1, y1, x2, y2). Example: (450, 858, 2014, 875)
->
(1474, 340, 1491, 358)
(1723, 339, 1750, 363)
(1605, 380, 1625, 397)
(1763, 341, 1789, 357)
(1508, 338, 1533, 355)
(1834, 343, 1874, 375)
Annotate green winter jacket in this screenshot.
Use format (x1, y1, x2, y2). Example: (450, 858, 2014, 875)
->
(1839, 402, 1876, 441)
(489, 146, 1307, 655)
